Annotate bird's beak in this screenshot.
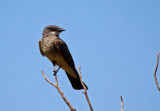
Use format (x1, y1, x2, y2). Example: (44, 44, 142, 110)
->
(58, 28, 65, 32)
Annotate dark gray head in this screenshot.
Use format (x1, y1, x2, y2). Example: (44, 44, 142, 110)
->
(42, 25, 65, 37)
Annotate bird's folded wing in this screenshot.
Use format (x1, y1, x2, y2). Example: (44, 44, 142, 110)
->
(54, 38, 76, 72)
(39, 39, 44, 56)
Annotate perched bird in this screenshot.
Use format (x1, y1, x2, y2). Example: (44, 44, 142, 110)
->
(39, 25, 88, 90)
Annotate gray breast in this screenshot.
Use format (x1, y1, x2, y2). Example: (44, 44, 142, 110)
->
(41, 36, 58, 56)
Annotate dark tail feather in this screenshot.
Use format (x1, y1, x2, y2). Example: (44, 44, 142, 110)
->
(66, 72, 88, 90)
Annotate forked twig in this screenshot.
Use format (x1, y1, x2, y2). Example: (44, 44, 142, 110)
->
(154, 52, 160, 91)
(120, 95, 123, 111)
(78, 66, 93, 111)
(41, 71, 76, 111)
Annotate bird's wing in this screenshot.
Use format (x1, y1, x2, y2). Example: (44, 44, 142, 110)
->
(39, 39, 44, 56)
(54, 38, 88, 90)
(54, 38, 76, 71)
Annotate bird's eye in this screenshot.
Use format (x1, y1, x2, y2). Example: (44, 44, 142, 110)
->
(47, 26, 59, 31)
(50, 28, 56, 31)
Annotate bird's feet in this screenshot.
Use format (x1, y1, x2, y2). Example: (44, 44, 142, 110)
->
(53, 70, 57, 76)
(53, 66, 61, 76)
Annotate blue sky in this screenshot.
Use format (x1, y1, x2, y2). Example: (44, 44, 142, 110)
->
(0, 0, 160, 111)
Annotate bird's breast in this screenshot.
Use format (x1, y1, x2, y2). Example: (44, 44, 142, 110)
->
(41, 37, 58, 61)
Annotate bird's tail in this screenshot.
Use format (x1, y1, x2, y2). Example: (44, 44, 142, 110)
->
(65, 72, 88, 90)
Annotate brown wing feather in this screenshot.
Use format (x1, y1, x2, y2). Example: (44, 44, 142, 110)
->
(54, 38, 76, 70)
(54, 38, 88, 90)
(39, 39, 44, 56)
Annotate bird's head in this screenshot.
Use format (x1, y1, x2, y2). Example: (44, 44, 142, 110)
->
(42, 25, 65, 37)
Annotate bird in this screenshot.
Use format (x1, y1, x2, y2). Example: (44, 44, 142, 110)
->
(39, 25, 88, 90)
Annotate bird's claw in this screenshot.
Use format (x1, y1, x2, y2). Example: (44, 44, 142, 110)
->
(53, 66, 61, 76)
(53, 71, 57, 76)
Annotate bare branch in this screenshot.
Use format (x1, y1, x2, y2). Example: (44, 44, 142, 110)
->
(41, 71, 76, 111)
(154, 52, 160, 91)
(78, 66, 93, 111)
(120, 95, 123, 111)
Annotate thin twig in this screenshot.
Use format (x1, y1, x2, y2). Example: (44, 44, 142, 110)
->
(154, 52, 160, 91)
(78, 66, 93, 111)
(120, 95, 123, 111)
(41, 71, 76, 111)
